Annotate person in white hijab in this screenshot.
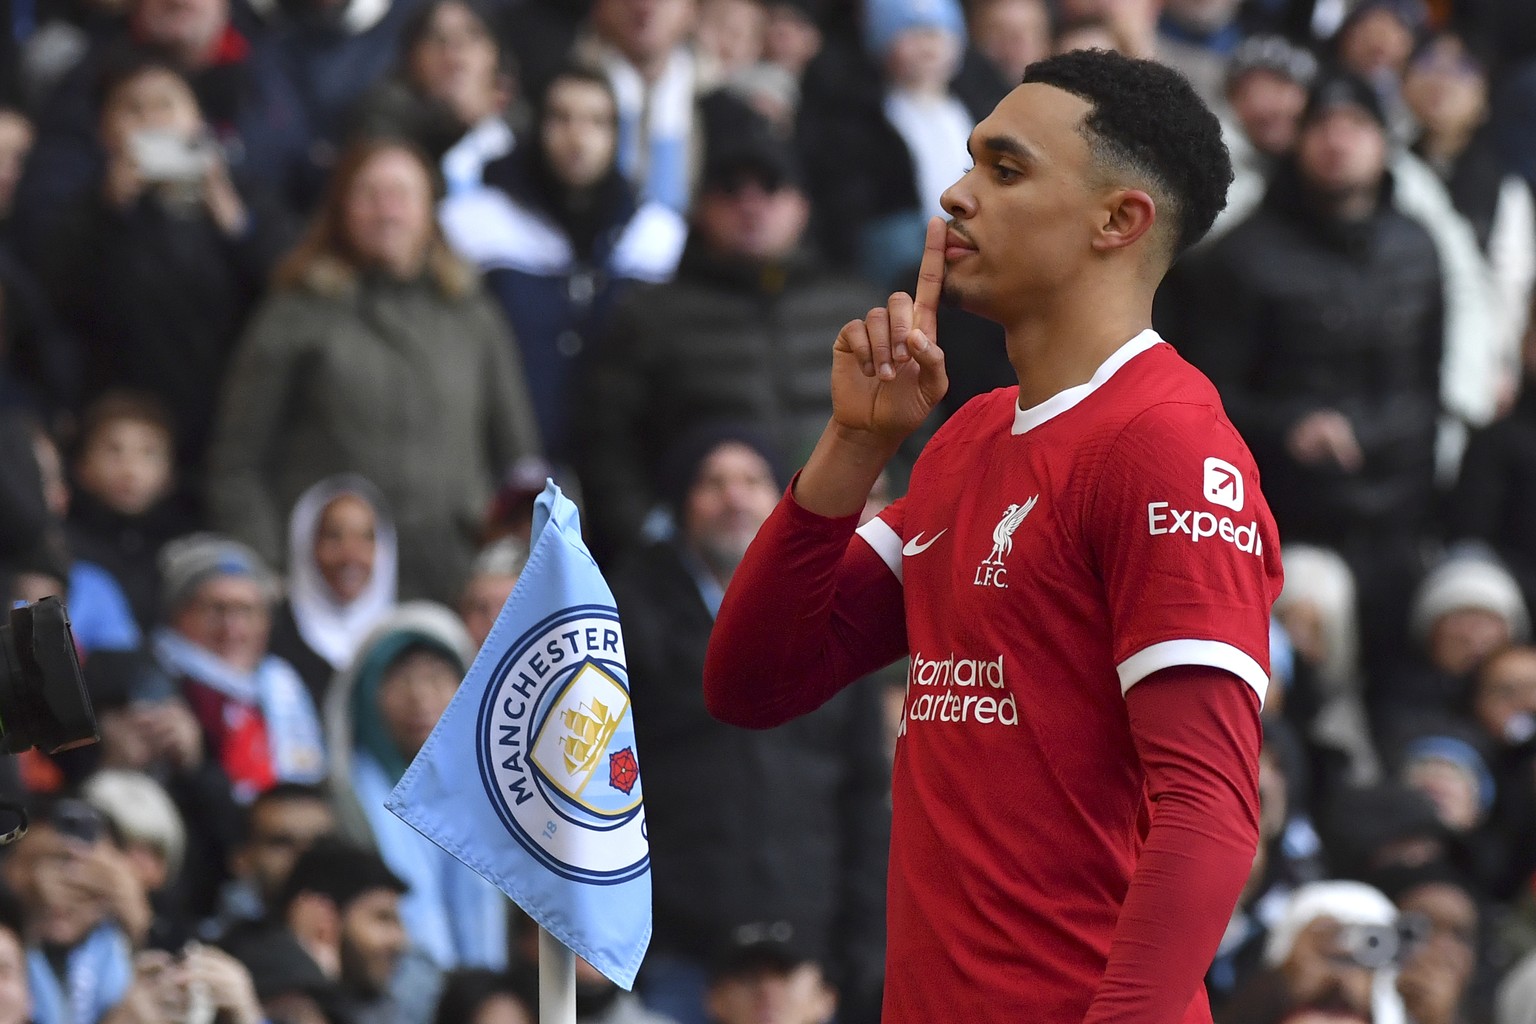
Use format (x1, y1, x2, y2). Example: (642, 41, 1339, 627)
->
(269, 475, 399, 705)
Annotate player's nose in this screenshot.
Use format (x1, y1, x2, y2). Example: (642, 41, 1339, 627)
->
(941, 175, 976, 220)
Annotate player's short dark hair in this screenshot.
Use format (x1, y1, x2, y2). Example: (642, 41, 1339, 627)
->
(1022, 49, 1232, 259)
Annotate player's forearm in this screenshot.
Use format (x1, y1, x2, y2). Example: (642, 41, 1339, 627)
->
(793, 419, 904, 519)
(1084, 667, 1262, 1024)
(704, 488, 905, 728)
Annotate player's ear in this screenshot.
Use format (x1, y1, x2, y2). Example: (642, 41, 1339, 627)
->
(1092, 188, 1157, 254)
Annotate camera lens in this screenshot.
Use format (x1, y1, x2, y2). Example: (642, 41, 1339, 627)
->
(0, 597, 98, 753)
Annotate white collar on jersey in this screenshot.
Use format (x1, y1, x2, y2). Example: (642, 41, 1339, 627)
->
(1011, 328, 1164, 435)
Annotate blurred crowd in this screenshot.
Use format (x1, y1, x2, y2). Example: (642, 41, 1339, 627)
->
(0, 0, 1535, 1021)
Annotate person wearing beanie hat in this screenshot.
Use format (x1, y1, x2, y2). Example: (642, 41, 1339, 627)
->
(1381, 554, 1534, 726)
(863, 0, 966, 62)
(153, 533, 325, 803)
(322, 603, 509, 975)
(1224, 35, 1319, 161)
(607, 429, 889, 1024)
(1222, 880, 1411, 1024)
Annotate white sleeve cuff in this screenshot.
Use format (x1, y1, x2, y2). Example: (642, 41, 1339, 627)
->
(1117, 639, 1267, 707)
(855, 518, 903, 583)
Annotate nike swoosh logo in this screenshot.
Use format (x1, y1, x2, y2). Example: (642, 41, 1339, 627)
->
(902, 530, 947, 557)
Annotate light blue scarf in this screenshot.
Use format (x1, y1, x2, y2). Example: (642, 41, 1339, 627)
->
(27, 925, 132, 1024)
(153, 627, 327, 791)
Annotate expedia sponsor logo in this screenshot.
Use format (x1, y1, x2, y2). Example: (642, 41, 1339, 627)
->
(477, 610, 648, 884)
(1146, 502, 1264, 556)
(899, 652, 1018, 735)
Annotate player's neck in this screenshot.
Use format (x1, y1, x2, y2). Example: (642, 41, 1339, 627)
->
(1002, 303, 1153, 410)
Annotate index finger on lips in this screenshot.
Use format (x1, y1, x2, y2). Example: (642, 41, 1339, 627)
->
(913, 215, 947, 337)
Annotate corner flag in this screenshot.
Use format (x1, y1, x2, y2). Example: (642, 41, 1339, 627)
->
(386, 482, 651, 989)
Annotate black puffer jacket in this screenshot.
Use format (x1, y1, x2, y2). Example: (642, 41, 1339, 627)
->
(1178, 163, 1445, 543)
(573, 239, 882, 556)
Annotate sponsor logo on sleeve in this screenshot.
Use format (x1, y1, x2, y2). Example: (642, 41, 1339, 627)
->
(1203, 457, 1244, 511)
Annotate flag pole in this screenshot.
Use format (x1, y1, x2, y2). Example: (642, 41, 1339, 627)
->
(539, 926, 578, 1024)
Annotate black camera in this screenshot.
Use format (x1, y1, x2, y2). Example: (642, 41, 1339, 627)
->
(0, 597, 97, 756)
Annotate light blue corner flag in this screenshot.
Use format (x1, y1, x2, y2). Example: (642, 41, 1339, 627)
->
(386, 482, 651, 989)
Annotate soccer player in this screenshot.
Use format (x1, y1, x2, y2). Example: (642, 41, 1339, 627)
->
(703, 49, 1284, 1024)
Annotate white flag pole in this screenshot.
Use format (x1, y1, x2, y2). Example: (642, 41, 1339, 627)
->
(539, 926, 578, 1024)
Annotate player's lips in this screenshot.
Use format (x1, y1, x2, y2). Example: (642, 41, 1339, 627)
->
(945, 228, 978, 261)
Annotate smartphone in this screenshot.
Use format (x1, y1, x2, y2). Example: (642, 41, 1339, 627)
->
(50, 799, 104, 844)
(130, 130, 215, 184)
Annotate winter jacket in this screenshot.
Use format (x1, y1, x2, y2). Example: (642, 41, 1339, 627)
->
(608, 541, 889, 1022)
(43, 182, 293, 483)
(440, 152, 686, 459)
(207, 254, 540, 603)
(65, 490, 192, 634)
(573, 240, 882, 555)
(1179, 163, 1445, 544)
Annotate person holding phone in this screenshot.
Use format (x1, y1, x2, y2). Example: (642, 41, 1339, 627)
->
(705, 48, 1281, 1024)
(1, 799, 147, 1024)
(41, 49, 292, 501)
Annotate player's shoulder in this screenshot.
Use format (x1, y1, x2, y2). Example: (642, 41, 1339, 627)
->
(1091, 343, 1253, 467)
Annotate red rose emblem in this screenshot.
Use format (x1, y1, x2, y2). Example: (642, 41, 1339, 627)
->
(609, 747, 639, 794)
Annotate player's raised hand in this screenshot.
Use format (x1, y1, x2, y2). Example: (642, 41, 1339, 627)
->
(831, 216, 949, 441)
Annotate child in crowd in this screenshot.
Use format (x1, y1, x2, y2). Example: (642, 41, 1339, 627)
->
(67, 390, 185, 634)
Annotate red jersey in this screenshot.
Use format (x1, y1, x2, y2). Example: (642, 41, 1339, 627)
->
(705, 330, 1282, 1023)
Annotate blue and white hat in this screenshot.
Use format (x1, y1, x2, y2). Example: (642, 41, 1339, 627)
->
(863, 0, 967, 60)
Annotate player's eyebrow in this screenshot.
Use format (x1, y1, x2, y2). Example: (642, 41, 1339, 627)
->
(970, 135, 1044, 166)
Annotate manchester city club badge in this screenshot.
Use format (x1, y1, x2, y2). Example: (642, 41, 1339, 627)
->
(476, 605, 649, 884)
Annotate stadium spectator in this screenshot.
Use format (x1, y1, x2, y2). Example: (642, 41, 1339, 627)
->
(609, 427, 887, 1024)
(13, 0, 315, 244)
(0, 891, 31, 1024)
(431, 968, 533, 1024)
(457, 538, 526, 651)
(152, 533, 327, 802)
(1155, 0, 1247, 112)
(1466, 646, 1536, 899)
(704, 936, 836, 1024)
(1332, 0, 1424, 142)
(350, 0, 519, 195)
(261, 0, 432, 152)
(1273, 545, 1382, 792)
(3, 799, 142, 1021)
(26, 424, 141, 656)
(223, 926, 347, 1024)
(208, 136, 540, 604)
(1375, 865, 1483, 1024)
(76, 651, 243, 933)
(695, 0, 765, 79)
(574, 118, 880, 555)
(101, 944, 266, 1024)
(41, 52, 293, 490)
(1404, 30, 1535, 366)
(1219, 880, 1408, 1024)
(1178, 72, 1447, 685)
(65, 392, 186, 635)
(573, 0, 715, 213)
(1388, 553, 1531, 724)
(324, 603, 508, 971)
(760, 0, 821, 79)
(207, 782, 335, 942)
(80, 770, 190, 949)
(273, 838, 441, 1024)
(968, 0, 1050, 87)
(269, 475, 398, 706)
(440, 65, 686, 460)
